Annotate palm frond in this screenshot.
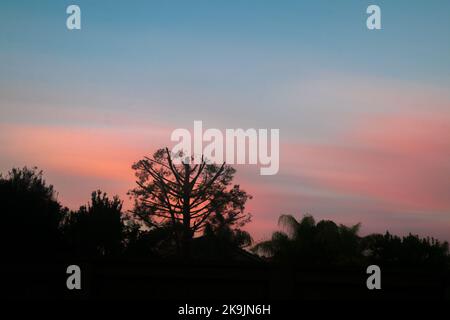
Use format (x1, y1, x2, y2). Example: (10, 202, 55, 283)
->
(278, 214, 300, 237)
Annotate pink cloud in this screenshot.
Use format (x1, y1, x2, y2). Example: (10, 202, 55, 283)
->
(1, 107, 449, 241)
(0, 123, 174, 209)
(282, 112, 450, 213)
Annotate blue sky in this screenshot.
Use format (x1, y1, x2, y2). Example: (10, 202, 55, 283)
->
(2, 1, 450, 129)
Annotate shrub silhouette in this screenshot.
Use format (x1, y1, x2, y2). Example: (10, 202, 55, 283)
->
(63, 190, 126, 259)
(0, 167, 66, 261)
(362, 231, 449, 269)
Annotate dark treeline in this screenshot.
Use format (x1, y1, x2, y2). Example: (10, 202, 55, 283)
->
(253, 215, 449, 270)
(1, 148, 449, 271)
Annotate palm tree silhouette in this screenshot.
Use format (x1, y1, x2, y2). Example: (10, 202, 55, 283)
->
(253, 214, 363, 266)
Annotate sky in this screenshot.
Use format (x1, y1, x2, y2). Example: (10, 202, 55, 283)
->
(1, 0, 450, 242)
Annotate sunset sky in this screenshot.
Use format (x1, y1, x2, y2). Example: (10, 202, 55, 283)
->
(1, 1, 450, 242)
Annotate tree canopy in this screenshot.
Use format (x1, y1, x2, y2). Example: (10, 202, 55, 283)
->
(0, 160, 448, 268)
(252, 214, 449, 269)
(0, 167, 65, 261)
(128, 148, 252, 257)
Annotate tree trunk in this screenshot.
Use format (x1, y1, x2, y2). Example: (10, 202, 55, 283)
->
(181, 163, 192, 259)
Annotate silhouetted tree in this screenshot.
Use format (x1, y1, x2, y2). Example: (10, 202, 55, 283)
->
(123, 220, 180, 258)
(0, 167, 66, 261)
(203, 223, 253, 249)
(254, 214, 450, 270)
(63, 190, 126, 258)
(129, 148, 252, 258)
(253, 214, 363, 266)
(362, 231, 449, 269)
